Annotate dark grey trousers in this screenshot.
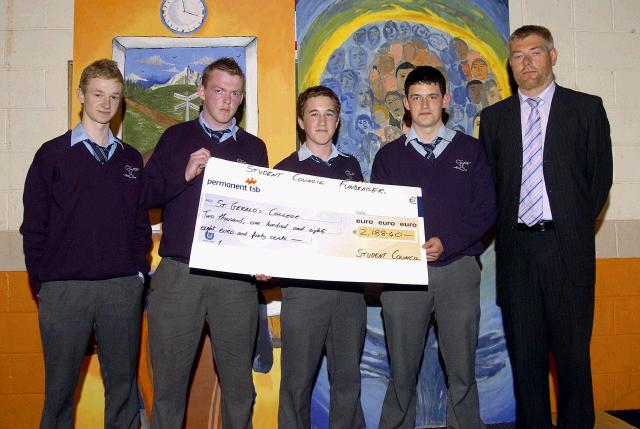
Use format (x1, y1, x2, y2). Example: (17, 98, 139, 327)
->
(379, 256, 485, 429)
(147, 258, 258, 429)
(278, 285, 366, 429)
(38, 276, 144, 429)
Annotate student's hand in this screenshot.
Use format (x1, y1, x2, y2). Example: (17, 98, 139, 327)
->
(253, 274, 272, 282)
(422, 237, 444, 262)
(185, 148, 211, 182)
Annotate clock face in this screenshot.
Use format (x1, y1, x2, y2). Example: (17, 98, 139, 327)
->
(161, 0, 207, 34)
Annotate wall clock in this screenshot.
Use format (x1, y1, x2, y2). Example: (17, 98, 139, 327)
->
(161, 0, 207, 34)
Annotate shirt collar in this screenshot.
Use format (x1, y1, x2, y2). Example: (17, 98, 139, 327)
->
(297, 143, 347, 162)
(199, 113, 238, 140)
(70, 123, 122, 148)
(404, 122, 456, 146)
(518, 81, 556, 108)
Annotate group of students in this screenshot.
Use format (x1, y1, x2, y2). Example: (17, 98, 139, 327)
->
(21, 24, 612, 429)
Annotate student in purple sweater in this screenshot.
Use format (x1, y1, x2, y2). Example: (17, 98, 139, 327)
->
(141, 58, 268, 429)
(275, 86, 366, 429)
(371, 66, 496, 429)
(20, 59, 151, 429)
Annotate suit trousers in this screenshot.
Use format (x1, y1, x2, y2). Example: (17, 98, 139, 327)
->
(278, 285, 366, 429)
(499, 229, 595, 429)
(148, 258, 258, 429)
(379, 256, 485, 429)
(38, 276, 144, 429)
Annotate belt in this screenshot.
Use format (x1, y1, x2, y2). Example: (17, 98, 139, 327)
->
(516, 220, 554, 232)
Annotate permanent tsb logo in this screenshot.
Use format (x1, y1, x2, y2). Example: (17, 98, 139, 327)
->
(206, 178, 261, 193)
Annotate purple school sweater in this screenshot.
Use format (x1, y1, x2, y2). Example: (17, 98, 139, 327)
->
(20, 131, 151, 294)
(142, 119, 268, 262)
(370, 132, 496, 267)
(274, 151, 364, 182)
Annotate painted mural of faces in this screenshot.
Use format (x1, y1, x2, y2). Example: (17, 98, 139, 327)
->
(471, 58, 489, 80)
(453, 37, 470, 60)
(449, 104, 465, 124)
(349, 46, 368, 70)
(467, 80, 483, 104)
(413, 24, 429, 40)
(356, 85, 373, 108)
(395, 62, 415, 94)
(340, 69, 358, 94)
(353, 28, 366, 46)
(368, 26, 381, 47)
(383, 21, 399, 41)
(384, 125, 402, 143)
(485, 79, 501, 105)
(399, 21, 412, 39)
(384, 91, 405, 121)
(340, 92, 356, 115)
(355, 114, 374, 135)
(327, 49, 345, 76)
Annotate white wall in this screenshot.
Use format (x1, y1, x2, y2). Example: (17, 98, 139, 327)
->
(0, 0, 639, 266)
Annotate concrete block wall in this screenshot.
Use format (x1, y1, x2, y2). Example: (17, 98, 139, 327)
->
(0, 0, 73, 270)
(510, 0, 640, 258)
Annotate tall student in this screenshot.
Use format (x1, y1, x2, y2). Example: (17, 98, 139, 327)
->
(276, 86, 367, 429)
(371, 66, 495, 429)
(141, 57, 268, 429)
(21, 59, 151, 429)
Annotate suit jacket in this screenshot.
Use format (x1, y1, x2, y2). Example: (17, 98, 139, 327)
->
(480, 85, 612, 288)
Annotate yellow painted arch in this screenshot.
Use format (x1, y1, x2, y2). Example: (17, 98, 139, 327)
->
(303, 6, 510, 98)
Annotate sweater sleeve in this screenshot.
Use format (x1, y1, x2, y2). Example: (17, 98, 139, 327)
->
(141, 130, 191, 209)
(19, 146, 55, 295)
(439, 144, 496, 261)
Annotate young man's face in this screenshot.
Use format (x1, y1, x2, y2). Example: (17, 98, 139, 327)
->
(297, 95, 340, 148)
(509, 34, 557, 95)
(403, 82, 450, 130)
(198, 69, 244, 129)
(385, 93, 405, 120)
(77, 77, 123, 126)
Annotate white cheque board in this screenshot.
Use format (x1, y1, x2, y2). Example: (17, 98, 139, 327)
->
(189, 158, 428, 285)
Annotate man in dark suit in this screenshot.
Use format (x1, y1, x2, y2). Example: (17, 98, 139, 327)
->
(480, 25, 612, 429)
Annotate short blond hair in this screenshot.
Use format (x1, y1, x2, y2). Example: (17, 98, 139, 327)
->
(79, 59, 124, 93)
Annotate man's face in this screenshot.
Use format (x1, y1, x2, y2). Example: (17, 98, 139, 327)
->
(509, 34, 557, 95)
(454, 38, 469, 60)
(368, 27, 381, 46)
(357, 86, 372, 108)
(198, 69, 244, 129)
(467, 83, 483, 104)
(486, 83, 501, 105)
(396, 68, 412, 94)
(385, 93, 405, 120)
(297, 95, 340, 148)
(403, 82, 450, 130)
(327, 49, 345, 75)
(77, 78, 123, 126)
(349, 46, 367, 70)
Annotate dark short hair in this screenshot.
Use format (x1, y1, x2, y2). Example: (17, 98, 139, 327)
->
(395, 61, 416, 77)
(201, 57, 245, 89)
(79, 59, 124, 93)
(467, 79, 483, 89)
(404, 66, 446, 95)
(296, 85, 341, 119)
(508, 25, 554, 50)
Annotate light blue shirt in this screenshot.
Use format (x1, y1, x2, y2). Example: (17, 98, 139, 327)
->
(297, 143, 349, 165)
(518, 81, 556, 221)
(199, 114, 238, 143)
(405, 122, 457, 158)
(70, 123, 123, 162)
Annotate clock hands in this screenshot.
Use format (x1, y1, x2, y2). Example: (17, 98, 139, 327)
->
(181, 0, 200, 16)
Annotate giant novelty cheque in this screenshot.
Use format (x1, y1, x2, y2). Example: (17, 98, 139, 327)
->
(189, 158, 429, 285)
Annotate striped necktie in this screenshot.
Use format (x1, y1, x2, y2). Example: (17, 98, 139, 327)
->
(417, 137, 443, 160)
(518, 97, 544, 226)
(203, 125, 229, 142)
(310, 155, 335, 166)
(85, 139, 110, 165)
